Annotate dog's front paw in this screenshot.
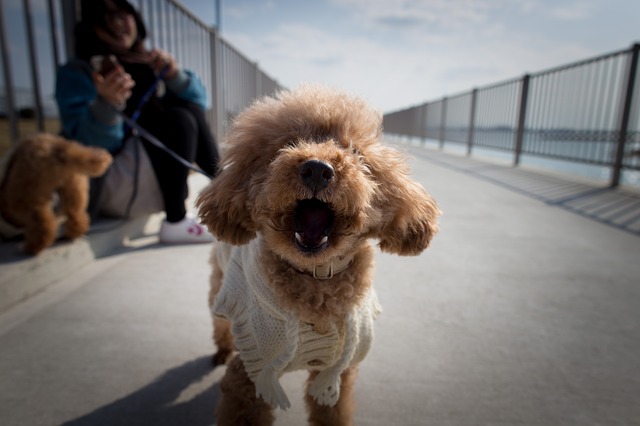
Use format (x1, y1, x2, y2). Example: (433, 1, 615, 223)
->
(309, 371, 341, 407)
(63, 213, 90, 240)
(23, 239, 49, 256)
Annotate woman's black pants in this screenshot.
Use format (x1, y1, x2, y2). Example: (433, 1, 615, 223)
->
(138, 98, 219, 222)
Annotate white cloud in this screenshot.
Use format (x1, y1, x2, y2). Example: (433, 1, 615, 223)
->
(548, 1, 593, 20)
(227, 6, 596, 110)
(330, 0, 498, 32)
(220, 0, 633, 111)
(226, 0, 275, 19)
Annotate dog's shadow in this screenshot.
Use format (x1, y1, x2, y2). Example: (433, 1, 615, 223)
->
(62, 355, 221, 426)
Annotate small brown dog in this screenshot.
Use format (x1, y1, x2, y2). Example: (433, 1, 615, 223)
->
(0, 133, 112, 255)
(197, 85, 440, 425)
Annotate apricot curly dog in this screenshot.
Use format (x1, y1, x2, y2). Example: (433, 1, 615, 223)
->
(197, 85, 441, 425)
(0, 133, 112, 255)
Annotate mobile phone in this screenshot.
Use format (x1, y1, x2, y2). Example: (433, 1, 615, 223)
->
(90, 55, 119, 76)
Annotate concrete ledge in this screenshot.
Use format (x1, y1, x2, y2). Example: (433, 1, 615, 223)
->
(0, 214, 163, 314)
(0, 173, 209, 315)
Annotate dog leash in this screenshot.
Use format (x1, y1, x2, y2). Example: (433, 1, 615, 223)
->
(120, 65, 214, 180)
(120, 113, 213, 179)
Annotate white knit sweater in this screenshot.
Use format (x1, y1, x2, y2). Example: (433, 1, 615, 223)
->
(213, 238, 381, 410)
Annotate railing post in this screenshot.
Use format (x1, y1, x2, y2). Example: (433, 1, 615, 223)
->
(439, 97, 447, 150)
(420, 103, 427, 145)
(59, 0, 77, 60)
(611, 43, 640, 187)
(467, 88, 477, 156)
(209, 27, 224, 142)
(46, 0, 61, 67)
(0, 0, 18, 144)
(514, 74, 530, 166)
(255, 62, 262, 99)
(24, 0, 45, 131)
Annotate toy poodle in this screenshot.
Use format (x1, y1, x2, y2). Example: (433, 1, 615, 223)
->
(197, 85, 441, 425)
(0, 133, 112, 255)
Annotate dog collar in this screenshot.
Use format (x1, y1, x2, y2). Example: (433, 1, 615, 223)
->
(301, 254, 355, 280)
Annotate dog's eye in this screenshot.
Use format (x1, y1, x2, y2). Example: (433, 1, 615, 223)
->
(349, 145, 364, 159)
(343, 139, 361, 156)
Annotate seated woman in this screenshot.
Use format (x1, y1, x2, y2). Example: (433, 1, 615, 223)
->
(56, 0, 219, 244)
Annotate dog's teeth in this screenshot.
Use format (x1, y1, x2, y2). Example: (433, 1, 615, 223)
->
(295, 233, 328, 247)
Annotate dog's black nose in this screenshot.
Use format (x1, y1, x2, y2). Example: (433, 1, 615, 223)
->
(300, 160, 334, 192)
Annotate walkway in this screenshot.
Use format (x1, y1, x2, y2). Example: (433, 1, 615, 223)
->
(1, 144, 639, 425)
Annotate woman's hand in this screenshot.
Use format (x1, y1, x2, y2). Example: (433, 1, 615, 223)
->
(93, 66, 135, 108)
(148, 48, 178, 79)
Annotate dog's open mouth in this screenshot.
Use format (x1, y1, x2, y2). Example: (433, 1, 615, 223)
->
(294, 198, 335, 253)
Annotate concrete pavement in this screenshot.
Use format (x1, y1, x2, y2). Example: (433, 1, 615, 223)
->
(1, 144, 639, 425)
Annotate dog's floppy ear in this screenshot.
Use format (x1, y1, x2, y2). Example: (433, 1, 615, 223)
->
(198, 94, 288, 245)
(196, 154, 257, 245)
(367, 145, 441, 255)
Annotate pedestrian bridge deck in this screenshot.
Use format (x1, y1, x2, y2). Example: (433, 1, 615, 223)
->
(0, 143, 638, 425)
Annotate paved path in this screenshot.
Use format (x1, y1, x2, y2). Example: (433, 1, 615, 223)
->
(1, 145, 639, 426)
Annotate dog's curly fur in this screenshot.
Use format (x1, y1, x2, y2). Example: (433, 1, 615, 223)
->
(0, 133, 112, 255)
(197, 85, 440, 425)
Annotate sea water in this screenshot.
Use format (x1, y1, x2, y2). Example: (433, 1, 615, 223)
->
(389, 135, 640, 188)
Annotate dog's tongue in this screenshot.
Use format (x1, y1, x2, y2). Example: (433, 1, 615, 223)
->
(295, 199, 334, 245)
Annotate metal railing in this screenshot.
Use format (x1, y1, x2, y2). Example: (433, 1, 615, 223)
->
(0, 0, 283, 154)
(384, 43, 640, 187)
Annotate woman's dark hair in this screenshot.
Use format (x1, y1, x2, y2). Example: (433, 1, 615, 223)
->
(75, 0, 147, 61)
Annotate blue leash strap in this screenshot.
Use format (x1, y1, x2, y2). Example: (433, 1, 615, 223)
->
(129, 66, 169, 124)
(120, 113, 213, 179)
(121, 65, 213, 180)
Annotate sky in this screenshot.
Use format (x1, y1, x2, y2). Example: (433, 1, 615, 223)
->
(178, 0, 640, 112)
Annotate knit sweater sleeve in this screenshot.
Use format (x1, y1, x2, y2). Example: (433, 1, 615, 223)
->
(55, 60, 124, 153)
(212, 249, 247, 331)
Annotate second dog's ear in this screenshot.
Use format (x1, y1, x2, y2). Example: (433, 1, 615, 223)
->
(367, 145, 441, 255)
(196, 159, 257, 245)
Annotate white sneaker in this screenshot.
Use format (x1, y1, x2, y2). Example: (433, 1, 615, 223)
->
(159, 216, 214, 244)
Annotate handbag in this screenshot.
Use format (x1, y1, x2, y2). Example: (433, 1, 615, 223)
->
(89, 135, 164, 219)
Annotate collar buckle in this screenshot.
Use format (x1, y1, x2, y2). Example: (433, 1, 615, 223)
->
(310, 255, 354, 280)
(313, 263, 334, 280)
